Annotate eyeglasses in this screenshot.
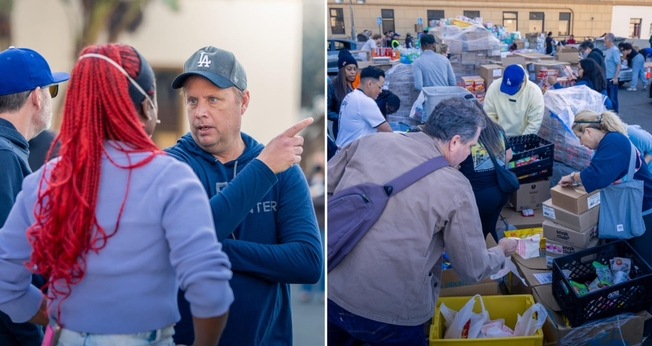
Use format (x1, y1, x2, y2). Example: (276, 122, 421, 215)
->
(26, 84, 59, 99)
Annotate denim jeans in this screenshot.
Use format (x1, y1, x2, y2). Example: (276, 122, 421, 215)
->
(607, 80, 619, 113)
(631, 54, 648, 88)
(327, 300, 427, 346)
(56, 325, 174, 346)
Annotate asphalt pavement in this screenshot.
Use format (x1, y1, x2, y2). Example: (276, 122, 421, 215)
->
(617, 81, 652, 132)
(291, 284, 325, 345)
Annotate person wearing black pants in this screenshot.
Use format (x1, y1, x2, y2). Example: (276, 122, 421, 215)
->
(460, 105, 513, 242)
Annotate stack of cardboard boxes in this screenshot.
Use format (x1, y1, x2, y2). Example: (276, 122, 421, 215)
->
(457, 76, 485, 102)
(479, 64, 502, 90)
(542, 185, 601, 266)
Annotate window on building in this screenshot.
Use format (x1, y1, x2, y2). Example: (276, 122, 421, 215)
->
(529, 12, 544, 33)
(630, 18, 642, 39)
(558, 12, 571, 36)
(381, 9, 395, 34)
(330, 8, 345, 35)
(503, 12, 518, 33)
(427, 10, 445, 27)
(463, 10, 480, 19)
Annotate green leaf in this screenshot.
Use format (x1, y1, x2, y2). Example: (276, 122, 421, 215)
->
(160, 0, 179, 11)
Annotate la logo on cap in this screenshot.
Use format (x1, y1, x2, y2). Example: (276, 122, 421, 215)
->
(198, 52, 211, 68)
(506, 79, 512, 86)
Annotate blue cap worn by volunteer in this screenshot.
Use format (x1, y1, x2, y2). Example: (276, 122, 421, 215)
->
(0, 46, 69, 96)
(500, 64, 525, 96)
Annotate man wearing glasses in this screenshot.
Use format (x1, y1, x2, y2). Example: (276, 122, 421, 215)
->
(0, 47, 68, 345)
(335, 66, 392, 150)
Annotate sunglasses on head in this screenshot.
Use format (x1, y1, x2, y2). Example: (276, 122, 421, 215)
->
(26, 84, 59, 98)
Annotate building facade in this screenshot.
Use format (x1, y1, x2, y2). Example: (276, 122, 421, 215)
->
(328, 0, 652, 43)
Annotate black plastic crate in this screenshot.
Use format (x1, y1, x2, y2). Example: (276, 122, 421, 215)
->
(552, 241, 652, 327)
(514, 169, 553, 184)
(508, 134, 554, 179)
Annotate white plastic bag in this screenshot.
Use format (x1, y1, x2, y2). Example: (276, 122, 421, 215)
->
(513, 303, 547, 336)
(442, 295, 489, 339)
(482, 318, 515, 338)
(409, 90, 426, 121)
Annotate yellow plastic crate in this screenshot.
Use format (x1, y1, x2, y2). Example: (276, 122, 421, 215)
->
(429, 295, 543, 346)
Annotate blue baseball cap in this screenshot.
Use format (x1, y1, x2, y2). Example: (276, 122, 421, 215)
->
(500, 64, 525, 95)
(0, 47, 69, 96)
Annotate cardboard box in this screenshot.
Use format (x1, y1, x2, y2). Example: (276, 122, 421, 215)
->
(501, 56, 527, 70)
(542, 199, 599, 231)
(542, 220, 598, 248)
(532, 284, 650, 346)
(509, 180, 552, 211)
(510, 256, 552, 295)
(479, 64, 502, 80)
(484, 77, 501, 89)
(459, 76, 485, 93)
(499, 207, 545, 229)
(557, 52, 579, 64)
(516, 52, 555, 61)
(439, 269, 500, 297)
(545, 238, 598, 256)
(545, 238, 599, 267)
(514, 39, 525, 49)
(439, 234, 500, 296)
(532, 61, 571, 76)
(550, 185, 601, 215)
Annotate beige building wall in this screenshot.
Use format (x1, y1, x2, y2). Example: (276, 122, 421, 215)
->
(328, 0, 633, 42)
(11, 0, 302, 147)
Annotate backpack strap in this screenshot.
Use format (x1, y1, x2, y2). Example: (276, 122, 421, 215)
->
(384, 156, 449, 196)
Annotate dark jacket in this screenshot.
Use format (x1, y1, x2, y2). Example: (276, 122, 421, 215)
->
(0, 118, 42, 346)
(327, 81, 352, 140)
(588, 48, 607, 75)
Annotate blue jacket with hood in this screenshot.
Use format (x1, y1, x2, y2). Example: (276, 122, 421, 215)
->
(165, 132, 322, 346)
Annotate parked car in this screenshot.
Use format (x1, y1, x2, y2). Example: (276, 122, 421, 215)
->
(327, 38, 360, 75)
(593, 36, 632, 86)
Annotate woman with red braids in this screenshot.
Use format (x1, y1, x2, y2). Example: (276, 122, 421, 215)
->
(0, 43, 233, 346)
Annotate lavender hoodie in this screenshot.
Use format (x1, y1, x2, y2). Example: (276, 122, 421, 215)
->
(0, 142, 233, 333)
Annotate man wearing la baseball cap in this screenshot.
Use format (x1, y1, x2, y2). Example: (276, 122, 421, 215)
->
(483, 64, 544, 137)
(164, 46, 322, 346)
(0, 46, 68, 346)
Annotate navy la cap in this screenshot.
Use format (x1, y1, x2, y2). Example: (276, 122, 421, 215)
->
(171, 46, 247, 91)
(0, 47, 69, 96)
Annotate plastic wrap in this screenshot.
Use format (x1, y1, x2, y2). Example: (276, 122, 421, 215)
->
(558, 313, 638, 346)
(428, 25, 502, 77)
(384, 63, 420, 121)
(429, 25, 501, 53)
(537, 85, 607, 170)
(538, 112, 593, 170)
(543, 85, 607, 130)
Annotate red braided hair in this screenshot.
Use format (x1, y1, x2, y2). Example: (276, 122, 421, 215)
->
(26, 44, 163, 323)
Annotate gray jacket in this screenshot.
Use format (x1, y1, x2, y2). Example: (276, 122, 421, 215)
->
(327, 131, 506, 326)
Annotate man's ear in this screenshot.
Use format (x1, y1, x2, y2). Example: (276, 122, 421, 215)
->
(449, 134, 462, 151)
(240, 89, 250, 115)
(29, 87, 42, 108)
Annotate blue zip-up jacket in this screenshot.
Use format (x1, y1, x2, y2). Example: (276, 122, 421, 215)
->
(165, 132, 322, 346)
(0, 118, 42, 346)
